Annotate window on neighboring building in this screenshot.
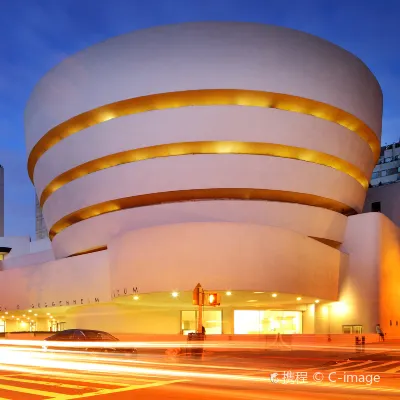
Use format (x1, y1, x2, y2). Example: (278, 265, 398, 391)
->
(371, 202, 381, 212)
(371, 172, 379, 179)
(386, 168, 398, 176)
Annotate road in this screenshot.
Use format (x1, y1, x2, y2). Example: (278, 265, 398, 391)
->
(0, 346, 400, 399)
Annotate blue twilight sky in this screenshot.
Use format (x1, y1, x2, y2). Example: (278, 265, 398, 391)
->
(0, 0, 399, 237)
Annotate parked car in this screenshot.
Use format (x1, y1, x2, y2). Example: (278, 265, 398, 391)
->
(43, 329, 137, 355)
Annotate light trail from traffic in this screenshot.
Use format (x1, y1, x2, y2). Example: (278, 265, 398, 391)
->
(0, 346, 269, 383)
(0, 344, 399, 396)
(0, 339, 396, 352)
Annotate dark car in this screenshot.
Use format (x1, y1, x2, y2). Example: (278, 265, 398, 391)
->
(43, 329, 137, 355)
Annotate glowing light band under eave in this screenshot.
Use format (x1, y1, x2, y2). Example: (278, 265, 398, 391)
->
(67, 245, 107, 257)
(48, 188, 356, 240)
(27, 89, 381, 182)
(39, 141, 369, 207)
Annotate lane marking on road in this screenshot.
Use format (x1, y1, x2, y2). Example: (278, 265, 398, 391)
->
(0, 371, 188, 399)
(0, 382, 63, 397)
(55, 379, 189, 399)
(0, 375, 96, 390)
(336, 360, 376, 370)
(360, 361, 400, 371)
(8, 372, 131, 388)
(303, 360, 355, 371)
(384, 365, 400, 373)
(22, 373, 159, 385)
(135, 358, 277, 372)
(317, 360, 374, 371)
(308, 360, 400, 374)
(8, 368, 183, 387)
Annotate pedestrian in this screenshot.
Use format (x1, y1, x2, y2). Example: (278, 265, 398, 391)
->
(202, 325, 206, 335)
(376, 324, 385, 341)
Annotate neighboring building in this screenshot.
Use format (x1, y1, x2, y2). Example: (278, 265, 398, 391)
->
(0, 22, 399, 336)
(364, 183, 400, 227)
(363, 141, 400, 226)
(35, 195, 47, 239)
(370, 142, 400, 186)
(0, 165, 4, 236)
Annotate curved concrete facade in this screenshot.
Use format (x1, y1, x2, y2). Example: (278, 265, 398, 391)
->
(24, 22, 382, 260)
(51, 202, 347, 259)
(108, 223, 341, 300)
(0, 21, 396, 337)
(19, 22, 387, 330)
(25, 22, 382, 149)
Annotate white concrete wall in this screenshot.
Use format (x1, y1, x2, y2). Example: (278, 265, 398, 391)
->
(323, 212, 400, 334)
(25, 22, 382, 148)
(35, 108, 375, 196)
(333, 213, 382, 333)
(364, 183, 400, 227)
(24, 22, 382, 258)
(303, 304, 315, 334)
(45, 155, 366, 227)
(108, 222, 342, 300)
(379, 214, 400, 334)
(0, 250, 111, 311)
(1, 250, 55, 270)
(53, 202, 348, 259)
(0, 237, 30, 258)
(65, 304, 181, 334)
(30, 238, 52, 253)
(0, 238, 54, 270)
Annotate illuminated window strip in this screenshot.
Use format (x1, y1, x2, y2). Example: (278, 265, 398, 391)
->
(67, 245, 107, 258)
(39, 141, 368, 207)
(28, 89, 380, 181)
(49, 188, 356, 240)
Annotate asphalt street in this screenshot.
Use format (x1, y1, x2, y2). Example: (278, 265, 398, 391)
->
(0, 347, 400, 399)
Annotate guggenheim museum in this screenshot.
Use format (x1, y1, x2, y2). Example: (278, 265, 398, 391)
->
(0, 22, 399, 336)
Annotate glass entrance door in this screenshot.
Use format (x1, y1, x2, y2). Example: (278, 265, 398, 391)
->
(181, 310, 222, 334)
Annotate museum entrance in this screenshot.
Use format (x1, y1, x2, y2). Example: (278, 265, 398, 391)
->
(233, 310, 302, 334)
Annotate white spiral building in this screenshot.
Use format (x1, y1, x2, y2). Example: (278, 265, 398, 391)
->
(26, 21, 382, 257)
(2, 22, 398, 337)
